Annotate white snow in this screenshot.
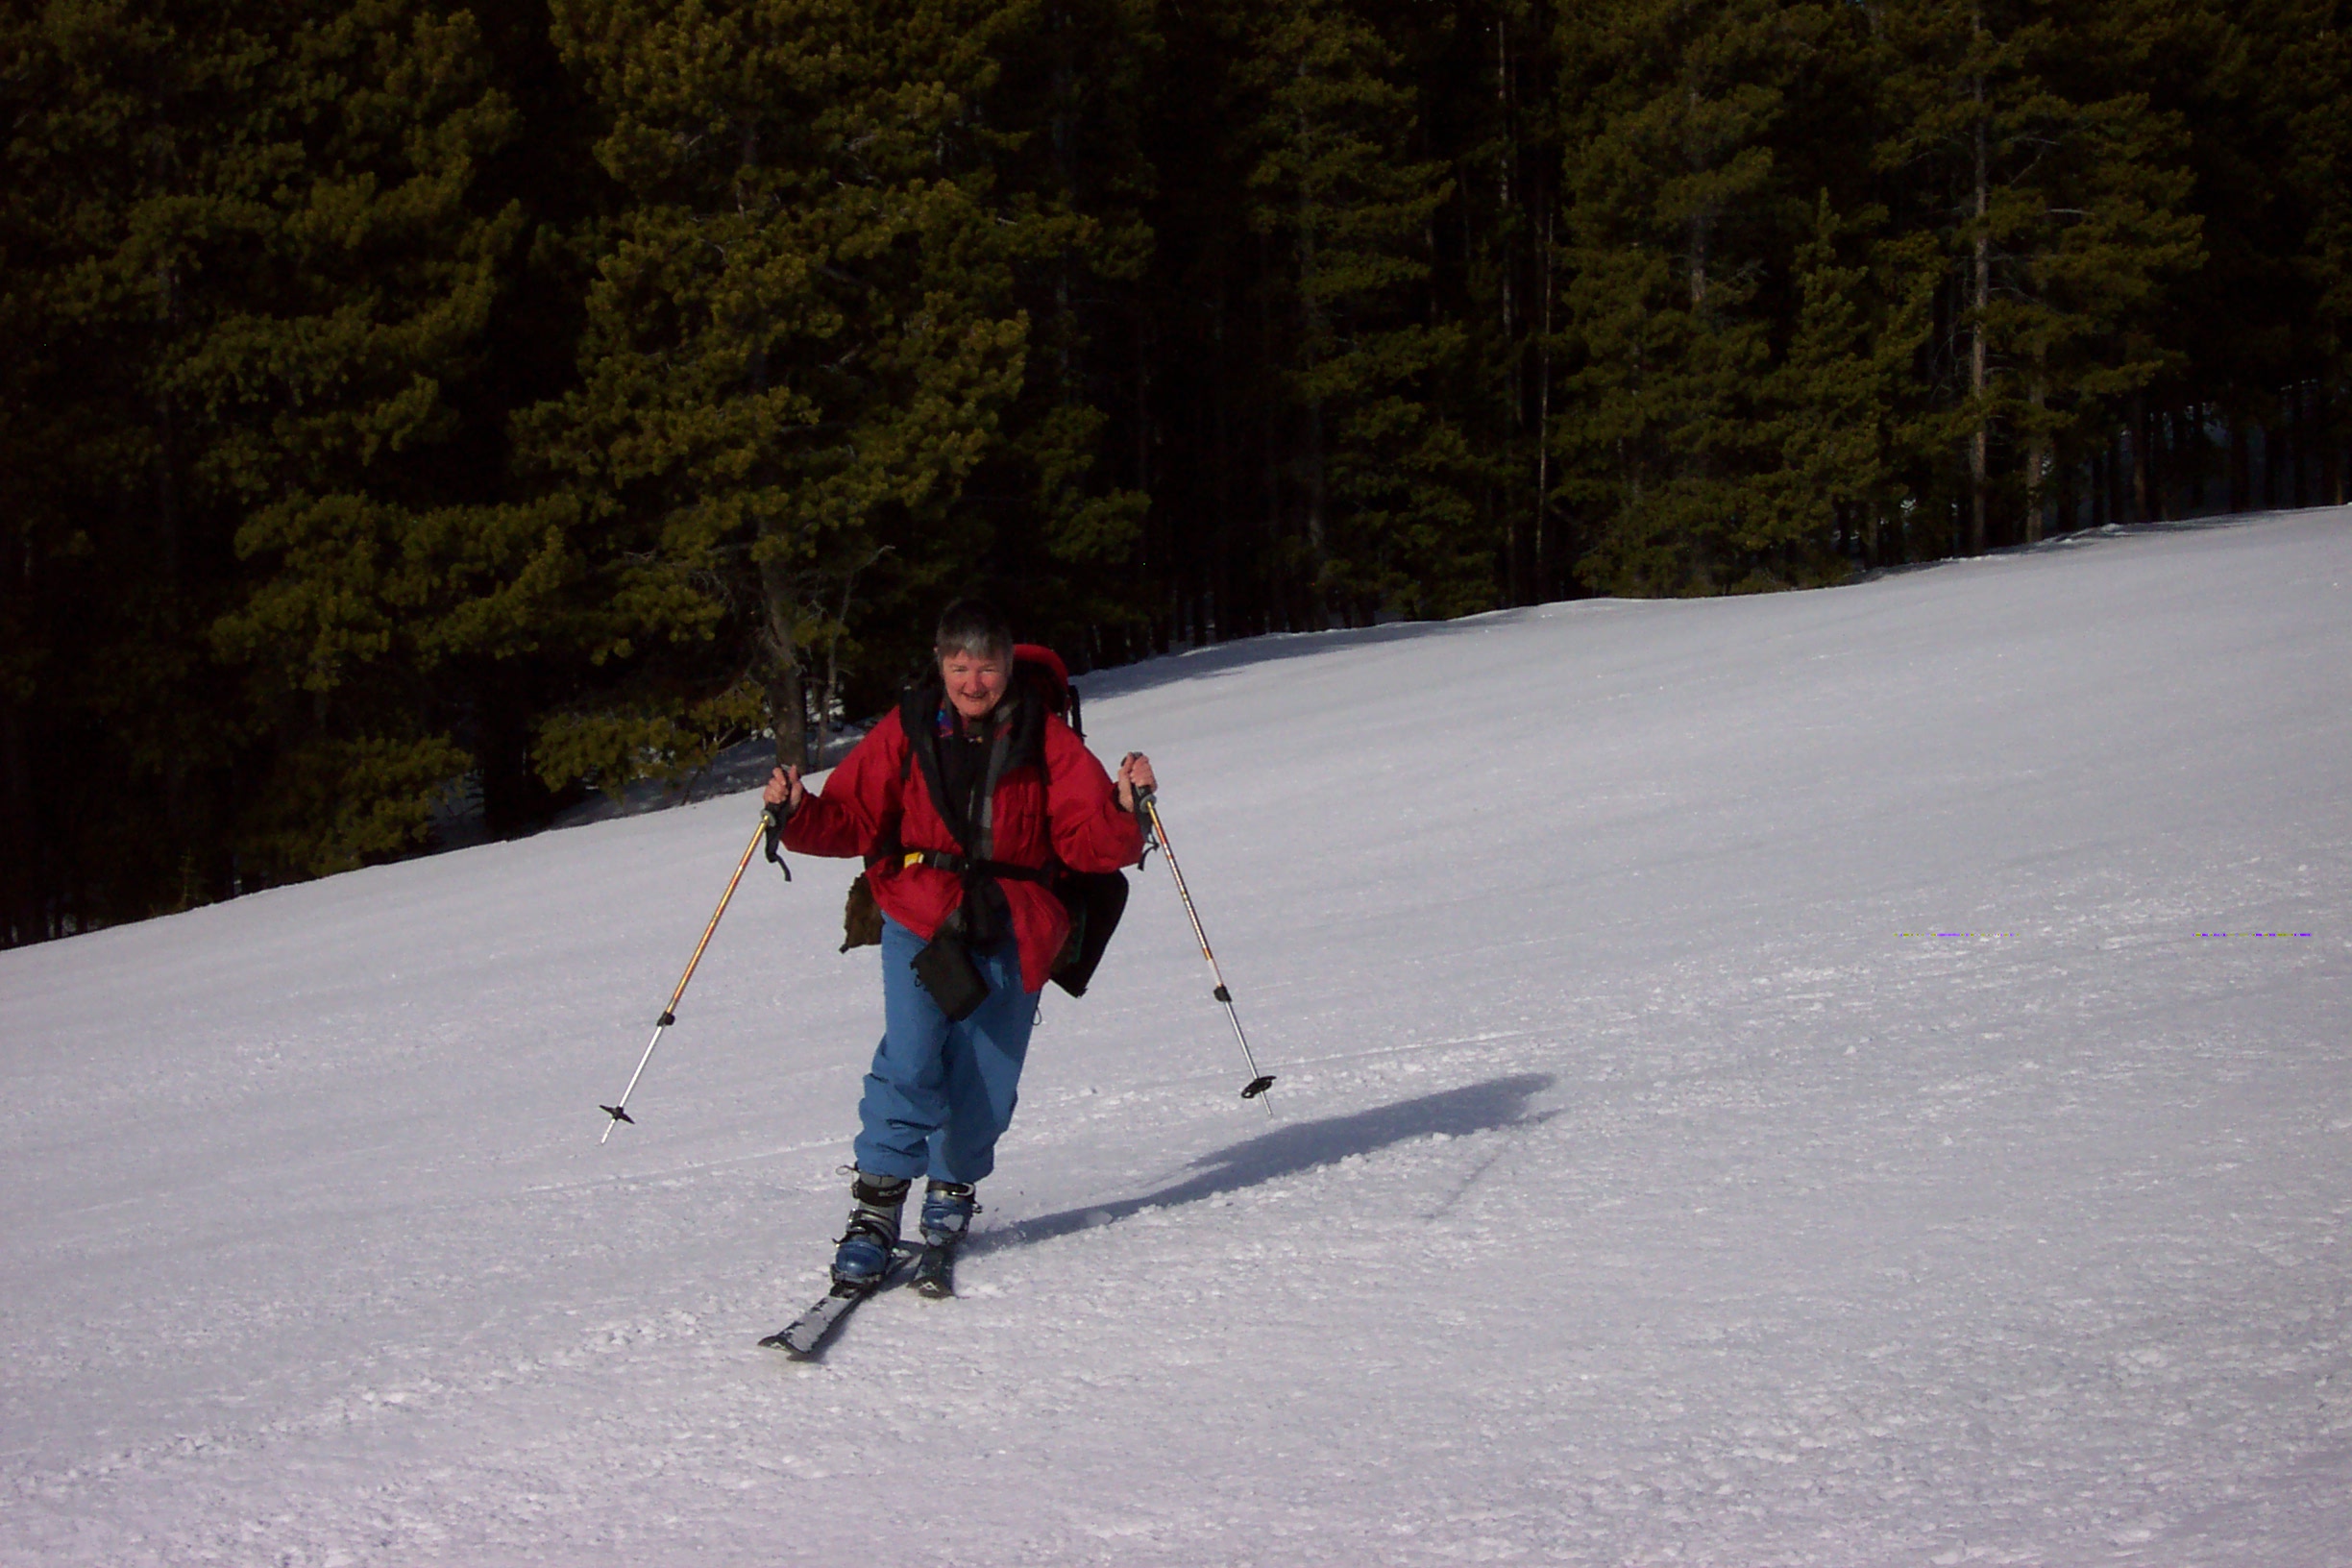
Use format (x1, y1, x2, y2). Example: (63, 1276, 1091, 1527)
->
(5, 512, 2350, 1565)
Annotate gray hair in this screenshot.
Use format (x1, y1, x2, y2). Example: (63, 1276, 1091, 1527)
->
(934, 598, 1014, 663)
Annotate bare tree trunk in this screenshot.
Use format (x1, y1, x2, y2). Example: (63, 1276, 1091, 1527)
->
(2229, 407, 2250, 512)
(1535, 190, 1555, 600)
(1303, 378, 1328, 628)
(2130, 395, 2150, 521)
(732, 135, 807, 773)
(2320, 382, 2342, 504)
(1138, 306, 1155, 610)
(2022, 355, 2048, 544)
(1253, 230, 1286, 634)
(2291, 381, 2310, 507)
(150, 256, 194, 844)
(1212, 296, 1234, 642)
(816, 549, 887, 768)
(1969, 50, 1990, 555)
(759, 558, 808, 771)
(1497, 15, 1513, 341)
(2152, 405, 2172, 521)
(1296, 104, 1330, 630)
(2264, 401, 2285, 509)
(1497, 12, 1527, 606)
(152, 259, 183, 585)
(1686, 86, 1711, 318)
(1, 697, 36, 947)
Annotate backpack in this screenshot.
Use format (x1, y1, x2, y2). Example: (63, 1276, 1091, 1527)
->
(1011, 645, 1129, 996)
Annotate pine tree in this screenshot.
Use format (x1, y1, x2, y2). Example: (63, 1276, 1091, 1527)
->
(0, 0, 81, 938)
(1552, 0, 1850, 595)
(199, 1, 558, 875)
(1872, 0, 2201, 548)
(2, 0, 273, 925)
(2, 0, 538, 910)
(1236, 0, 1481, 625)
(2280, 0, 2352, 501)
(532, 0, 1039, 795)
(1453, 0, 1566, 606)
(962, 0, 1161, 658)
(1763, 195, 1945, 570)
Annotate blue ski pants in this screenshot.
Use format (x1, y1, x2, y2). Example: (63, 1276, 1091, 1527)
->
(852, 916, 1038, 1186)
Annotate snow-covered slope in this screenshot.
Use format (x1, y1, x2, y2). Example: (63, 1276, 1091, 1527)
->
(5, 513, 2349, 1566)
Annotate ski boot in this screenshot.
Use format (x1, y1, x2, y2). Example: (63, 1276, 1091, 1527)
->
(831, 1171, 909, 1289)
(911, 1180, 978, 1299)
(919, 1180, 979, 1248)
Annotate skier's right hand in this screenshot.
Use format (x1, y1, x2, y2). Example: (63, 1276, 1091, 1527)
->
(1115, 752, 1157, 814)
(764, 766, 805, 818)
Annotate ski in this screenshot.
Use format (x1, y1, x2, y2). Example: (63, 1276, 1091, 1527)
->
(759, 1244, 918, 1360)
(910, 1240, 958, 1299)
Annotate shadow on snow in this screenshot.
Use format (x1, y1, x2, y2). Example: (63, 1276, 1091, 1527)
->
(977, 1071, 1556, 1253)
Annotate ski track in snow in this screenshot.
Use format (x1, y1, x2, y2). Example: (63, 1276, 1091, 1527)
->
(4, 512, 2350, 1565)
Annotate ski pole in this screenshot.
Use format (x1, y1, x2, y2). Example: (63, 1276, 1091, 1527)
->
(600, 799, 790, 1141)
(1136, 788, 1276, 1108)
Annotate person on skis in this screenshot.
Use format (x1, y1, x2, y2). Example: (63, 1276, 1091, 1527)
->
(764, 599, 1155, 1286)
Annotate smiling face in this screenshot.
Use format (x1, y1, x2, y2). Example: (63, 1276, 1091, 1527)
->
(940, 647, 1010, 723)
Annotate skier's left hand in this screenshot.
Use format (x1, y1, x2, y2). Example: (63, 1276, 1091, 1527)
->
(1115, 752, 1156, 814)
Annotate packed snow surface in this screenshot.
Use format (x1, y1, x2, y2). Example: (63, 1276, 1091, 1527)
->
(6, 514, 2350, 1566)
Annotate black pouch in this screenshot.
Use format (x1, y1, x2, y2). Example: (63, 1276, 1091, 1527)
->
(912, 931, 990, 1020)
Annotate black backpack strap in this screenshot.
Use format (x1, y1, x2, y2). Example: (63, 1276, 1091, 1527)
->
(899, 679, 970, 846)
(894, 679, 1038, 945)
(896, 847, 1056, 885)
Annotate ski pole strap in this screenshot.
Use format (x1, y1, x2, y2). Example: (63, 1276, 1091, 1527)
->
(1131, 785, 1159, 866)
(764, 799, 793, 880)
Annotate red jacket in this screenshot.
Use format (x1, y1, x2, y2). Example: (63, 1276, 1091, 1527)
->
(783, 698, 1144, 993)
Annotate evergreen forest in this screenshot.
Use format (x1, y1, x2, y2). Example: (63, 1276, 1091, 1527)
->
(7, 0, 2350, 944)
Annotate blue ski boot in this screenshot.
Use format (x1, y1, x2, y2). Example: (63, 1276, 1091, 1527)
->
(831, 1172, 908, 1288)
(919, 1179, 978, 1248)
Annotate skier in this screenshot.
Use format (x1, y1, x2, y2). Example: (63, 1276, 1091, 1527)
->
(764, 599, 1154, 1289)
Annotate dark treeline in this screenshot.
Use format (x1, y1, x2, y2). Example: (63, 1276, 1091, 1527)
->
(6, 0, 2349, 943)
